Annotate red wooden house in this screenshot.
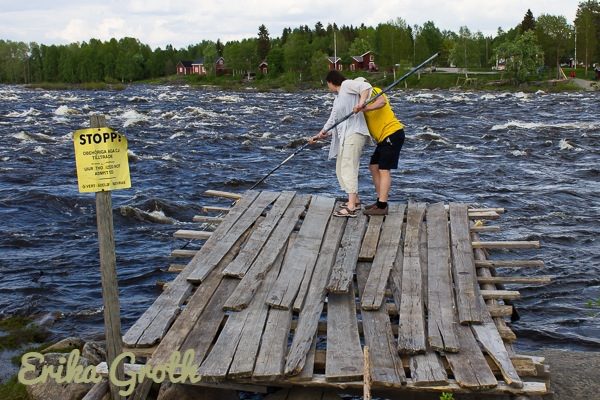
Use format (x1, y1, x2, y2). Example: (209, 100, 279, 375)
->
(176, 61, 193, 75)
(215, 57, 226, 76)
(327, 56, 343, 71)
(191, 58, 207, 75)
(350, 51, 378, 71)
(258, 60, 268, 74)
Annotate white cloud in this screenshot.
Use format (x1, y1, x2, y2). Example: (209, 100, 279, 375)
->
(0, 0, 582, 49)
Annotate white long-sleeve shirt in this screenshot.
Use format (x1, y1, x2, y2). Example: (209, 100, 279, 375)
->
(322, 79, 372, 159)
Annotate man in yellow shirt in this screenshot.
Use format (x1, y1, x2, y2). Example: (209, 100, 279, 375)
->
(354, 78, 405, 215)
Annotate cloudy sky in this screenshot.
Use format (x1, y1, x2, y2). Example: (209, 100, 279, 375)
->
(0, 0, 581, 49)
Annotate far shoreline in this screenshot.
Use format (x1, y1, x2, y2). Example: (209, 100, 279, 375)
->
(20, 71, 598, 93)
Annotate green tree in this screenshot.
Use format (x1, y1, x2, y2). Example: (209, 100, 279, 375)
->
(309, 50, 328, 80)
(283, 31, 310, 73)
(374, 19, 412, 69)
(495, 30, 544, 82)
(257, 24, 270, 61)
(521, 9, 536, 32)
(417, 21, 443, 62)
(202, 42, 218, 75)
(349, 37, 371, 57)
(535, 14, 571, 73)
(575, 0, 600, 74)
(266, 46, 284, 75)
(216, 39, 224, 57)
(449, 26, 482, 68)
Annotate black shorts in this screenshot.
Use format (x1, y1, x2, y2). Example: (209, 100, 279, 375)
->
(369, 129, 405, 170)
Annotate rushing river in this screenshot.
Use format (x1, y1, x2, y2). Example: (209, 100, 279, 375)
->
(0, 84, 599, 357)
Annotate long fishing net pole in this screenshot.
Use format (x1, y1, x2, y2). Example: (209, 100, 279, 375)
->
(249, 52, 439, 190)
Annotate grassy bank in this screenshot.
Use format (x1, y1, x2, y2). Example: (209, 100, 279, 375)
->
(0, 317, 51, 400)
(142, 69, 587, 93)
(18, 68, 594, 93)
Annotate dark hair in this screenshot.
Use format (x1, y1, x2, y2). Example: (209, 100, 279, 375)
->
(325, 70, 346, 86)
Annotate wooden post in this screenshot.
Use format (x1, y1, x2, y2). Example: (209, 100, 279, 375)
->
(363, 346, 371, 400)
(91, 115, 125, 400)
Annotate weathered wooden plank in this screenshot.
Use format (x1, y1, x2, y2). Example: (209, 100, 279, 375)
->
(251, 307, 293, 380)
(468, 207, 505, 214)
(397, 202, 427, 354)
(310, 349, 543, 378)
(202, 205, 231, 213)
(192, 215, 224, 223)
(167, 264, 185, 273)
(445, 323, 497, 389)
(99, 363, 546, 396)
(449, 203, 484, 324)
(471, 299, 523, 387)
(204, 189, 242, 200)
(292, 201, 340, 312)
(173, 230, 212, 240)
(471, 231, 523, 388)
(327, 214, 368, 293)
(326, 282, 363, 382)
(409, 352, 448, 386)
(123, 188, 257, 347)
(477, 276, 552, 285)
(481, 290, 521, 300)
(223, 191, 296, 278)
(82, 379, 109, 400)
(188, 191, 280, 283)
(356, 263, 406, 386)
(288, 335, 318, 382)
(426, 203, 459, 353)
(149, 237, 248, 366)
(468, 211, 500, 219)
(285, 217, 346, 376)
(170, 249, 198, 258)
(229, 276, 282, 379)
(475, 259, 545, 268)
(249, 235, 297, 381)
(223, 195, 310, 310)
(267, 196, 336, 310)
(470, 225, 501, 233)
(198, 246, 283, 381)
(358, 215, 384, 261)
(361, 203, 406, 310)
(179, 279, 239, 365)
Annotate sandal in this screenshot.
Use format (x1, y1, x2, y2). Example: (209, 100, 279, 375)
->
(333, 206, 358, 218)
(341, 201, 361, 209)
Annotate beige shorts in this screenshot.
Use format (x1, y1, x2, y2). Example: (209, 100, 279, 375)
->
(335, 133, 366, 194)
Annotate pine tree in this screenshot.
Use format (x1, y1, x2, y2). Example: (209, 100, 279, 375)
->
(257, 24, 270, 61)
(521, 9, 536, 32)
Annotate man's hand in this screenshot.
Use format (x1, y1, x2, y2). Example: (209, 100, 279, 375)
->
(353, 103, 365, 114)
(308, 130, 326, 144)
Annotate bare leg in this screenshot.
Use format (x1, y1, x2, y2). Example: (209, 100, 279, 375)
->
(378, 170, 392, 202)
(369, 164, 381, 199)
(346, 193, 358, 210)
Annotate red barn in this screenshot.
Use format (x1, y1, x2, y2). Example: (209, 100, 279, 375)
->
(350, 51, 377, 71)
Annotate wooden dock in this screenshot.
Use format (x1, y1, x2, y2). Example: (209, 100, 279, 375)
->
(113, 190, 551, 399)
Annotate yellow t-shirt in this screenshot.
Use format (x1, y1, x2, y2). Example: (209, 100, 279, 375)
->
(363, 87, 404, 143)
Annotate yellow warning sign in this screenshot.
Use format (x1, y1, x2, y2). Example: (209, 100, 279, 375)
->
(73, 127, 131, 193)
